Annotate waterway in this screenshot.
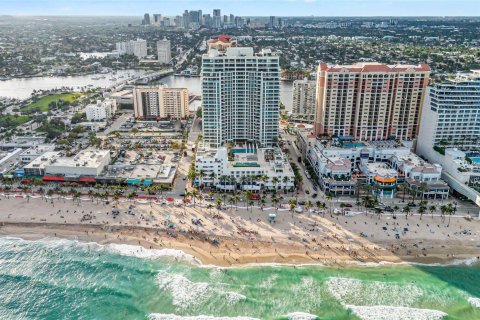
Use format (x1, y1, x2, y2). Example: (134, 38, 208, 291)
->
(0, 74, 294, 111)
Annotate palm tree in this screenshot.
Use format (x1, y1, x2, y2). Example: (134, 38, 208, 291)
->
(259, 197, 266, 210)
(191, 188, 199, 208)
(397, 183, 407, 202)
(418, 205, 426, 220)
(403, 205, 411, 219)
(419, 182, 428, 200)
(306, 200, 313, 216)
(215, 197, 222, 213)
(288, 198, 297, 218)
(282, 176, 289, 193)
(429, 205, 437, 219)
(198, 169, 205, 189)
(440, 204, 448, 223)
(228, 196, 235, 211)
(233, 195, 240, 211)
(207, 203, 214, 215)
(209, 172, 216, 187)
(393, 205, 399, 219)
(272, 177, 280, 193)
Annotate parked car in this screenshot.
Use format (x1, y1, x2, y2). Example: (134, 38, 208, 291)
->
(312, 193, 318, 198)
(298, 200, 306, 205)
(407, 202, 416, 207)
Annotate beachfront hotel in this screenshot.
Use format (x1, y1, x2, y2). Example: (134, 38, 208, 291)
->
(416, 71, 480, 204)
(201, 46, 280, 148)
(133, 86, 189, 120)
(314, 62, 430, 141)
(157, 38, 172, 64)
(417, 71, 480, 151)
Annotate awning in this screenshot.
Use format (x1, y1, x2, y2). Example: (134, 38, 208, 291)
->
(42, 176, 65, 182)
(374, 176, 396, 183)
(80, 177, 95, 183)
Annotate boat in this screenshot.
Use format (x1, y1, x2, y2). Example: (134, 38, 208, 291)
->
(109, 78, 117, 81)
(91, 76, 101, 80)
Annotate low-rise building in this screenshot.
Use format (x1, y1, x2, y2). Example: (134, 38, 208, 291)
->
(195, 142, 295, 192)
(85, 99, 117, 121)
(19, 145, 56, 163)
(23, 151, 62, 177)
(307, 140, 449, 198)
(45, 149, 111, 178)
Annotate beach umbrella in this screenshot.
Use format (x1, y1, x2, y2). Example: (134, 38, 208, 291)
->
(166, 197, 174, 202)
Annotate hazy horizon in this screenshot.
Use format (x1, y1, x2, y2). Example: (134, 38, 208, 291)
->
(1, 0, 479, 17)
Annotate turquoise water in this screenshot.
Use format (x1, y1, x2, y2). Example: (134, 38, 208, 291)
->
(343, 143, 365, 148)
(470, 157, 480, 164)
(0, 237, 479, 320)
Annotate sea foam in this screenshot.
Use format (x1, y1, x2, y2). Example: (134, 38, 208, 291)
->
(468, 297, 480, 308)
(346, 305, 447, 320)
(326, 277, 423, 307)
(148, 314, 259, 320)
(286, 312, 319, 320)
(106, 243, 199, 264)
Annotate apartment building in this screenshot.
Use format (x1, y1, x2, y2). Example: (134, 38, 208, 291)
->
(202, 47, 280, 147)
(133, 86, 189, 120)
(157, 39, 172, 64)
(85, 99, 117, 121)
(314, 62, 430, 141)
(292, 78, 316, 121)
(116, 39, 147, 59)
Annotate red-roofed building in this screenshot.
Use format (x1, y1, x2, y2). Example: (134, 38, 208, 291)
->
(315, 61, 430, 141)
(207, 35, 237, 53)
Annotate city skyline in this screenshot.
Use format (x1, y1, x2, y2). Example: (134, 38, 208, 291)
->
(2, 0, 480, 17)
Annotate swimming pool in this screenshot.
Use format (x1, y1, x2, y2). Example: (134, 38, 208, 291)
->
(343, 142, 365, 148)
(470, 157, 480, 164)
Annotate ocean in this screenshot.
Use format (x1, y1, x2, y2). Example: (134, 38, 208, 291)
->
(0, 237, 479, 320)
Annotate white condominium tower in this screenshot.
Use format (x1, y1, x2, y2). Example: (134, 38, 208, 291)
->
(116, 39, 147, 58)
(292, 78, 316, 121)
(157, 38, 171, 64)
(417, 71, 480, 151)
(314, 62, 430, 141)
(133, 86, 189, 120)
(201, 47, 280, 147)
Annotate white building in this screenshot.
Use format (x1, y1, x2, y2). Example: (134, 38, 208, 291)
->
(292, 78, 316, 122)
(133, 86, 189, 120)
(116, 39, 148, 59)
(20, 145, 56, 164)
(85, 99, 117, 121)
(157, 39, 172, 64)
(23, 151, 62, 177)
(307, 141, 449, 198)
(202, 47, 280, 147)
(417, 71, 480, 152)
(195, 142, 295, 192)
(45, 149, 111, 177)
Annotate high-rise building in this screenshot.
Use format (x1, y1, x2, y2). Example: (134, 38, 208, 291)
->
(133, 86, 189, 120)
(182, 10, 190, 29)
(143, 13, 150, 25)
(269, 16, 276, 28)
(202, 47, 280, 147)
(292, 78, 316, 121)
(417, 71, 480, 153)
(314, 62, 430, 141)
(115, 39, 148, 58)
(153, 14, 162, 25)
(157, 38, 171, 64)
(213, 9, 222, 29)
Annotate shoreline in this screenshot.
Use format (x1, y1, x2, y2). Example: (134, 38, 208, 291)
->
(0, 196, 479, 268)
(1, 221, 479, 268)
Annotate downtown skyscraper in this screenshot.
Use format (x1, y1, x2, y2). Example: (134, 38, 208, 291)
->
(201, 45, 280, 147)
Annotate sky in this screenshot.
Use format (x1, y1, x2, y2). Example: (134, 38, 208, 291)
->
(1, 0, 479, 17)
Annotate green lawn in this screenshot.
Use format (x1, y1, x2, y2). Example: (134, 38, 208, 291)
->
(0, 115, 32, 129)
(20, 93, 83, 113)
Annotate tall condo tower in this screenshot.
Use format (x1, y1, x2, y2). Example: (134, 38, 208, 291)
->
(314, 62, 430, 141)
(201, 46, 280, 147)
